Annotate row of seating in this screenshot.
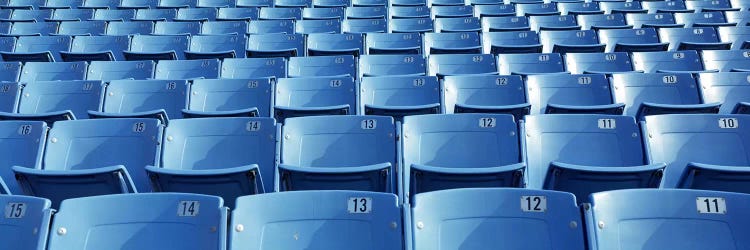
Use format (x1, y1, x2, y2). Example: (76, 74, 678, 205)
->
(3, 188, 750, 249)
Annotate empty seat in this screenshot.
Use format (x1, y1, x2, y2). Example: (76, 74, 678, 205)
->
(9, 9, 52, 22)
(402, 114, 524, 199)
(14, 80, 102, 121)
(659, 27, 731, 51)
(342, 18, 388, 33)
(631, 50, 711, 73)
(133, 9, 176, 21)
(389, 17, 434, 33)
(0, 23, 10, 36)
(431, 5, 473, 19)
(247, 19, 295, 34)
(0, 61, 21, 82)
(353, 0, 385, 5)
(185, 34, 245, 60)
(481, 16, 531, 32)
(13, 119, 162, 207)
(175, 8, 217, 21)
(278, 115, 396, 192)
(259, 7, 302, 20)
(360, 75, 441, 120)
(237, 0, 271, 7)
(6, 22, 57, 37)
(429, 0, 462, 7)
(302, 6, 344, 19)
(429, 53, 497, 77)
(47, 193, 226, 249)
(201, 21, 248, 35)
(725, 10, 750, 26)
(434, 17, 481, 33)
(61, 35, 129, 62)
(717, 26, 750, 50)
(698, 72, 750, 114)
(1, 0, 45, 9)
(231, 191, 402, 249)
(183, 78, 273, 118)
(358, 54, 426, 77)
(686, 0, 735, 12)
(577, 13, 631, 30)
(626, 13, 684, 29)
(0, 195, 52, 249)
(345, 6, 386, 19)
(246, 33, 304, 58)
(411, 188, 584, 250)
(365, 32, 422, 55)
(275, 0, 311, 8)
(642, 0, 691, 14)
(155, 59, 220, 80)
(443, 74, 529, 120)
(158, 0, 197, 8)
(91, 79, 188, 121)
(540, 30, 605, 54)
(48, 9, 95, 22)
(586, 189, 750, 250)
(307, 33, 364, 57)
(497, 53, 566, 75)
(643, 114, 750, 190)
(600, 1, 646, 15)
(56, 21, 106, 38)
(702, 49, 750, 72)
(86, 60, 155, 81)
(19, 61, 87, 82)
(198, 0, 235, 8)
(565, 52, 636, 74)
(105, 21, 153, 36)
(93, 9, 136, 21)
(530, 15, 581, 31)
(0, 121, 46, 194)
(527, 74, 624, 115)
(153, 21, 201, 36)
(0, 36, 70, 63)
(558, 1, 603, 15)
(599, 27, 669, 53)
(145, 118, 275, 208)
(611, 72, 720, 120)
(294, 19, 341, 34)
(217, 7, 259, 21)
(474, 4, 516, 18)
(124, 35, 189, 61)
(516, 3, 560, 17)
(674, 12, 734, 28)
(274, 76, 356, 122)
(482, 30, 542, 54)
(220, 57, 287, 79)
(423, 32, 482, 55)
(288, 55, 355, 77)
(525, 115, 664, 202)
(80, 0, 120, 9)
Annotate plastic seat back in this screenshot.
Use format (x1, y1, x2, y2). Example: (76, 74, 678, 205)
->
(186, 78, 274, 117)
(443, 74, 528, 117)
(360, 76, 441, 119)
(17, 80, 102, 119)
(306, 33, 364, 57)
(481, 16, 530, 32)
(529, 15, 580, 31)
(246, 33, 304, 58)
(698, 72, 750, 114)
(701, 50, 750, 72)
(0, 121, 46, 194)
(86, 60, 155, 81)
(186, 34, 246, 60)
(294, 19, 341, 34)
(481, 30, 542, 54)
(153, 21, 201, 36)
(201, 21, 248, 35)
(93, 9, 136, 21)
(428, 53, 497, 77)
(105, 21, 153, 35)
(275, 76, 356, 121)
(358, 54, 426, 77)
(247, 19, 294, 34)
(526, 74, 621, 115)
(19, 61, 86, 82)
(497, 53, 565, 75)
(598, 28, 667, 53)
(342, 18, 388, 34)
(3, 36, 71, 62)
(217, 7, 259, 21)
(154, 59, 220, 80)
(577, 13, 629, 30)
(423, 32, 482, 55)
(126, 35, 189, 60)
(389, 17, 434, 33)
(0, 195, 52, 249)
(611, 72, 714, 119)
(658, 27, 730, 51)
(365, 32, 422, 55)
(539, 30, 605, 54)
(0, 61, 22, 82)
(434, 16, 481, 33)
(565, 52, 635, 74)
(287, 55, 355, 77)
(100, 79, 188, 120)
(220, 57, 287, 79)
(56, 21, 105, 36)
(64, 35, 129, 61)
(717, 26, 750, 50)
(631, 50, 707, 73)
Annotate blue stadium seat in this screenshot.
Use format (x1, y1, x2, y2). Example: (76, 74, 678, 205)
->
(725, 10, 750, 26)
(0, 82, 19, 113)
(658, 27, 731, 51)
(429, 0, 462, 7)
(642, 0, 691, 14)
(391, 0, 425, 6)
(558, 1, 603, 15)
(600, 1, 646, 14)
(732, 0, 750, 11)
(585, 189, 750, 250)
(155, 59, 220, 80)
(0, 177, 8, 194)
(258, 7, 302, 20)
(216, 7, 259, 21)
(443, 74, 529, 120)
(353, 0, 386, 6)
(481, 30, 542, 54)
(431, 6, 473, 19)
(358, 54, 426, 77)
(133, 9, 176, 21)
(0, 61, 21, 82)
(540, 30, 605, 54)
(516, 3, 560, 17)
(302, 6, 344, 19)
(0, 121, 46, 194)
(294, 19, 341, 34)
(365, 32, 422, 55)
(527, 74, 624, 115)
(104, 21, 153, 35)
(274, 0, 311, 8)
(158, 0, 197, 8)
(345, 6, 386, 19)
(717, 26, 750, 50)
(307, 33, 364, 57)
(631, 50, 712, 73)
(12, 80, 102, 121)
(247, 19, 294, 34)
(411, 188, 584, 250)
(481, 16, 531, 32)
(611, 72, 720, 120)
(0, 35, 70, 63)
(231, 191, 401, 249)
(153, 21, 201, 36)
(701, 49, 750, 72)
(145, 118, 276, 208)
(497, 53, 566, 75)
(530, 15, 581, 31)
(423, 32, 482, 55)
(685, 0, 735, 12)
(201, 21, 248, 35)
(5, 22, 57, 37)
(220, 57, 287, 79)
(19, 61, 87, 82)
(246, 33, 304, 58)
(342, 18, 388, 33)
(564, 52, 637, 74)
(389, 17, 434, 33)
(360, 75, 441, 120)
(47, 9, 94, 22)
(175, 7, 217, 21)
(13, 118, 162, 207)
(278, 116, 396, 192)
(93, 9, 136, 21)
(402, 114, 524, 199)
(183, 78, 273, 118)
(0, 0, 45, 9)
(698, 72, 750, 114)
(124, 35, 189, 61)
(598, 27, 669, 53)
(429, 53, 497, 77)
(577, 13, 631, 31)
(86, 60, 155, 81)
(9, 9, 52, 22)
(185, 34, 245, 60)
(56, 21, 106, 37)
(313, 0, 348, 7)
(0, 23, 10, 36)
(473, 4, 516, 18)
(643, 114, 750, 191)
(237, 0, 271, 7)
(47, 193, 226, 249)
(80, 0, 120, 9)
(626, 13, 684, 29)
(288, 55, 355, 77)
(274, 76, 355, 122)
(0, 195, 52, 249)
(90, 79, 188, 122)
(674, 12, 735, 28)
(61, 35, 129, 62)
(198, 0, 235, 8)
(524, 115, 664, 202)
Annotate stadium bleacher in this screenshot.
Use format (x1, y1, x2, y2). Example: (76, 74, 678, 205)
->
(3, 0, 750, 248)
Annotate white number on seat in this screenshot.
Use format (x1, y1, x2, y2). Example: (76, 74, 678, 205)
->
(17, 125, 32, 135)
(578, 76, 592, 85)
(166, 82, 177, 90)
(598, 119, 616, 129)
(5, 203, 26, 219)
(133, 122, 146, 133)
(248, 80, 259, 88)
(673, 52, 685, 59)
(361, 119, 377, 129)
(538, 55, 550, 62)
(178, 201, 200, 216)
(521, 196, 546, 212)
(330, 79, 343, 87)
(479, 118, 496, 128)
(697, 197, 726, 214)
(496, 78, 508, 85)
(663, 75, 678, 84)
(246, 121, 261, 131)
(605, 54, 617, 61)
(348, 197, 372, 213)
(413, 78, 425, 86)
(719, 118, 738, 128)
